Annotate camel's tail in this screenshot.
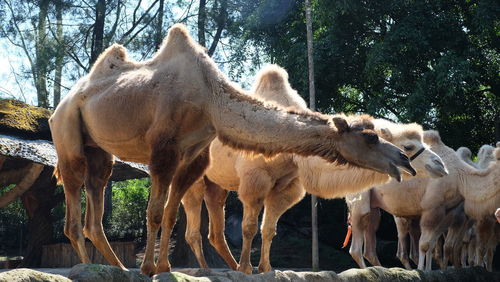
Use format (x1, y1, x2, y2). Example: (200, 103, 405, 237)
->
(53, 164, 63, 185)
(342, 225, 352, 248)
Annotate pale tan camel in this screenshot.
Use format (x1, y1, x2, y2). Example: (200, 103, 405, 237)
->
(49, 26, 415, 275)
(345, 135, 500, 270)
(418, 134, 500, 271)
(180, 65, 445, 274)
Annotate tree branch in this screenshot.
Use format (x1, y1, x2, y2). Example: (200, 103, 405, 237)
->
(0, 163, 44, 209)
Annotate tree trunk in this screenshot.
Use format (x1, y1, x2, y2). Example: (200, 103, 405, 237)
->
(171, 204, 226, 268)
(103, 181, 113, 229)
(53, 0, 64, 108)
(90, 0, 106, 66)
(495, 119, 500, 142)
(36, 0, 50, 108)
(197, 0, 207, 47)
(19, 166, 61, 267)
(305, 0, 319, 271)
(154, 0, 164, 50)
(207, 0, 227, 57)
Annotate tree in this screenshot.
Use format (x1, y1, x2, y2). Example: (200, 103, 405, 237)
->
(232, 0, 499, 152)
(305, 0, 318, 271)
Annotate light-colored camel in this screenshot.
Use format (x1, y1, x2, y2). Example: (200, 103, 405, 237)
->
(392, 145, 478, 269)
(456, 147, 478, 168)
(418, 135, 500, 271)
(180, 65, 446, 274)
(49, 26, 415, 275)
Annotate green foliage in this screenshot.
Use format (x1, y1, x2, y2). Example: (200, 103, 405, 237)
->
(231, 0, 499, 152)
(107, 178, 150, 240)
(0, 185, 28, 254)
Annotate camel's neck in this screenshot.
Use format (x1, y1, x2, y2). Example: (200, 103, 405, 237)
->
(294, 156, 390, 199)
(208, 86, 342, 161)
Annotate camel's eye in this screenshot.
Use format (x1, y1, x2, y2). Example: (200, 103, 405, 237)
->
(403, 145, 415, 151)
(362, 132, 379, 144)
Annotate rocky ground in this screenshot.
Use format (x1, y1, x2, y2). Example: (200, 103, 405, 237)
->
(1, 264, 499, 282)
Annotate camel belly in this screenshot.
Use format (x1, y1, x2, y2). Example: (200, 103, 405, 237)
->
(89, 135, 151, 164)
(372, 188, 422, 217)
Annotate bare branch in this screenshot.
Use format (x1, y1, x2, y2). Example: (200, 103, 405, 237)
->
(0, 163, 44, 209)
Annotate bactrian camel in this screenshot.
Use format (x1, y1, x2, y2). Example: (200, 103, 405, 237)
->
(347, 134, 499, 271)
(417, 134, 500, 271)
(49, 25, 415, 275)
(180, 65, 445, 274)
(345, 130, 450, 269)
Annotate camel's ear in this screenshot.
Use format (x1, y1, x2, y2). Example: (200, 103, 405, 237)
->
(332, 117, 349, 134)
(380, 128, 393, 141)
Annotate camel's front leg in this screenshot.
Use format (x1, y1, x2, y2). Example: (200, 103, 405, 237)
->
(408, 219, 421, 266)
(141, 140, 179, 276)
(204, 179, 238, 270)
(363, 208, 381, 267)
(237, 170, 271, 274)
(394, 216, 412, 269)
(349, 212, 368, 268)
(157, 150, 210, 274)
(258, 178, 304, 273)
(474, 219, 494, 270)
(182, 179, 209, 268)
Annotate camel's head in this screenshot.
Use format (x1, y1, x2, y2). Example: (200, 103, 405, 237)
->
(375, 120, 448, 179)
(330, 115, 416, 182)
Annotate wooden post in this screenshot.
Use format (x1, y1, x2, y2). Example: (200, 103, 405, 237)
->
(305, 0, 319, 271)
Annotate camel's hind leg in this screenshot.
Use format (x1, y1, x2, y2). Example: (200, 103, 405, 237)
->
(258, 177, 305, 273)
(204, 178, 238, 270)
(182, 178, 209, 269)
(82, 146, 125, 269)
(58, 157, 89, 264)
(156, 149, 210, 273)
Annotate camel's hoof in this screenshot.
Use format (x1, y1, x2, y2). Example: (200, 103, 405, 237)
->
(258, 263, 272, 273)
(237, 263, 253, 274)
(140, 263, 157, 276)
(157, 262, 171, 274)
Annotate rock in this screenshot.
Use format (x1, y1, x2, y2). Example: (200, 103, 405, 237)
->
(0, 268, 70, 282)
(68, 263, 150, 282)
(337, 266, 500, 282)
(0, 264, 498, 282)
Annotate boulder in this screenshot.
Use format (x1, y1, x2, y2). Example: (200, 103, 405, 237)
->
(0, 268, 70, 282)
(0, 264, 498, 281)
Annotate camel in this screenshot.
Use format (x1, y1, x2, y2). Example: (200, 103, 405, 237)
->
(347, 134, 500, 271)
(180, 65, 446, 274)
(456, 147, 478, 168)
(418, 135, 500, 271)
(49, 25, 415, 275)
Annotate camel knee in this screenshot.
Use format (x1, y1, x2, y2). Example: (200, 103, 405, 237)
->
(64, 221, 83, 242)
(208, 232, 225, 249)
(185, 232, 202, 248)
(242, 223, 258, 240)
(420, 242, 430, 253)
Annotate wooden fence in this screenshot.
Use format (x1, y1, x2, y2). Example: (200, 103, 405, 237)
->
(41, 241, 136, 268)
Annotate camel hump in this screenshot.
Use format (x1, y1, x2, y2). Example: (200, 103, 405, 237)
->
(255, 65, 289, 88)
(252, 64, 308, 110)
(154, 23, 203, 61)
(423, 130, 442, 145)
(89, 44, 132, 78)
